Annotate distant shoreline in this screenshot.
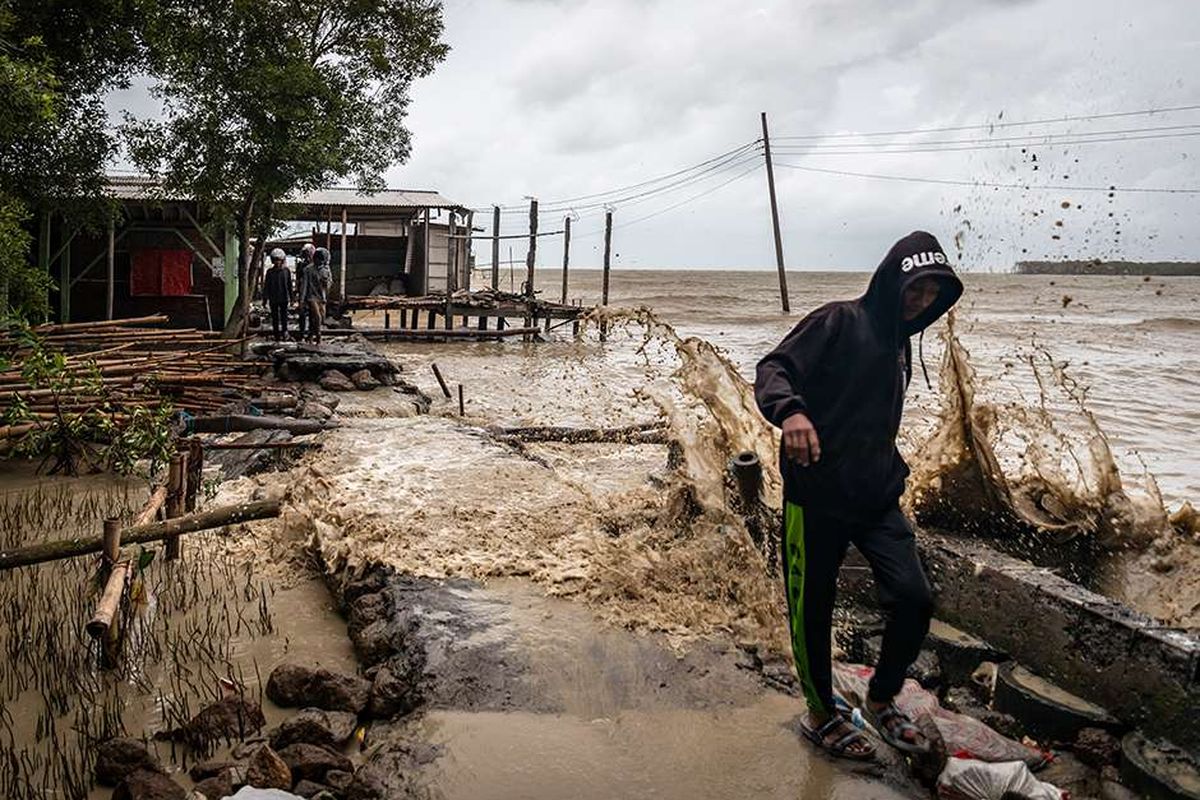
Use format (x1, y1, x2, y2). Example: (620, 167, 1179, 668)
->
(1016, 260, 1200, 276)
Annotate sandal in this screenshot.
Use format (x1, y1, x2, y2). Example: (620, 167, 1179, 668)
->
(866, 702, 930, 755)
(800, 712, 877, 761)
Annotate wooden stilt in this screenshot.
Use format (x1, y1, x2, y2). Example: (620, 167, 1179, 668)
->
(165, 452, 186, 560)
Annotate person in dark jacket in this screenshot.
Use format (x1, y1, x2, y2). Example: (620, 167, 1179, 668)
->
(299, 246, 332, 344)
(294, 243, 315, 341)
(754, 231, 963, 760)
(263, 248, 292, 342)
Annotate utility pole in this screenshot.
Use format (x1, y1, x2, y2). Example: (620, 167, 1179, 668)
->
(761, 112, 790, 313)
(560, 215, 571, 304)
(491, 205, 500, 289)
(600, 209, 613, 342)
(523, 198, 537, 340)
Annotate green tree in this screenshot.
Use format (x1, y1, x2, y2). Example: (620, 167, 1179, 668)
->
(124, 0, 449, 336)
(0, 0, 145, 320)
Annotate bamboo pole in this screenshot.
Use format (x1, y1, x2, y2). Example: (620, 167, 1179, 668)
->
(87, 562, 129, 639)
(0, 498, 282, 570)
(165, 452, 186, 560)
(102, 518, 120, 565)
(133, 486, 168, 527)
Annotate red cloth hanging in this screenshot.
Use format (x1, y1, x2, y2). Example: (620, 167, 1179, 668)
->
(129, 248, 193, 296)
(159, 249, 192, 296)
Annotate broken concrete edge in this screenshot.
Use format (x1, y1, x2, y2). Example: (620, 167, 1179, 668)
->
(915, 529, 1200, 756)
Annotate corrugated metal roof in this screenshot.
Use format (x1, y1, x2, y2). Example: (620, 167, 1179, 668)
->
(106, 175, 460, 210)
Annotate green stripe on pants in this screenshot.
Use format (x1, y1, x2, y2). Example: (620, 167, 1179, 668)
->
(784, 501, 826, 714)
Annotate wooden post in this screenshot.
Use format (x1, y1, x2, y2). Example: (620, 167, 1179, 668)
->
(185, 438, 203, 513)
(423, 208, 431, 295)
(165, 452, 186, 560)
(491, 205, 500, 289)
(761, 112, 790, 313)
(105, 216, 115, 320)
(464, 210, 474, 291)
(384, 312, 391, 334)
(102, 518, 120, 565)
(325, 206, 333, 250)
(59, 235, 71, 323)
(399, 309, 407, 328)
(447, 211, 457, 293)
(431, 363, 452, 399)
(524, 199, 538, 340)
(560, 215, 571, 304)
(339, 206, 348, 301)
(600, 209, 613, 342)
(457, 384, 464, 416)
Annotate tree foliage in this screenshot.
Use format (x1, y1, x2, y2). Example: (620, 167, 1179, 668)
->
(124, 0, 449, 331)
(0, 0, 145, 320)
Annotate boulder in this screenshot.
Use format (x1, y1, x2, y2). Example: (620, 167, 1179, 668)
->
(94, 737, 163, 786)
(193, 770, 234, 800)
(346, 592, 391, 641)
(269, 709, 359, 751)
(318, 370, 356, 392)
(266, 664, 371, 713)
(189, 760, 239, 782)
(350, 619, 397, 667)
(1074, 727, 1122, 769)
(344, 768, 388, 800)
(157, 697, 267, 752)
(349, 369, 381, 390)
(113, 770, 187, 800)
(299, 402, 333, 421)
(291, 780, 333, 799)
(324, 770, 353, 792)
(369, 661, 419, 719)
(277, 743, 352, 783)
(245, 746, 292, 791)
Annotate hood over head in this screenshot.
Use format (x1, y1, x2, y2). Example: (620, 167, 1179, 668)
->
(862, 230, 963, 338)
(313, 247, 330, 266)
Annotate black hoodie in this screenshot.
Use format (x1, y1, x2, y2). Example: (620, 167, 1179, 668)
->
(754, 231, 963, 521)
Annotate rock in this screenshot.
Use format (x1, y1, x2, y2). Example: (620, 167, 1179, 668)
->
(269, 709, 359, 751)
(291, 780, 332, 799)
(299, 401, 333, 421)
(349, 369, 381, 390)
(369, 661, 419, 719)
(346, 592, 390, 640)
(341, 570, 390, 607)
(245, 746, 292, 791)
(266, 663, 371, 713)
(344, 768, 388, 800)
(208, 430, 295, 480)
(113, 770, 187, 800)
(189, 760, 238, 782)
(95, 737, 163, 786)
(324, 770, 353, 792)
(157, 697, 267, 752)
(278, 743, 352, 783)
(193, 771, 234, 800)
(1075, 727, 1122, 769)
(318, 370, 356, 392)
(351, 619, 398, 667)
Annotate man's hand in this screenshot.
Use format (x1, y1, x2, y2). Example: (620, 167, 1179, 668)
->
(782, 412, 821, 466)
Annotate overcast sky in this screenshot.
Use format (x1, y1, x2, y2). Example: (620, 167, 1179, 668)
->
(109, 0, 1200, 271)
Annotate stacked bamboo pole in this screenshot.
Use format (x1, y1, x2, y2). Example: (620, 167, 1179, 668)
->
(0, 317, 265, 447)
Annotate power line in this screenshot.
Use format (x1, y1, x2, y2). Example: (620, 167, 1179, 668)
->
(771, 103, 1200, 141)
(771, 122, 1200, 149)
(772, 161, 1200, 194)
(770, 129, 1200, 156)
(471, 140, 760, 213)
(575, 162, 762, 239)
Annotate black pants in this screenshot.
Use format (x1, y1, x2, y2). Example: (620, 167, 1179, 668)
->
(269, 301, 288, 340)
(780, 502, 933, 714)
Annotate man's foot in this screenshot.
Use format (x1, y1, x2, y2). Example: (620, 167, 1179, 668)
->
(866, 700, 929, 754)
(801, 711, 876, 761)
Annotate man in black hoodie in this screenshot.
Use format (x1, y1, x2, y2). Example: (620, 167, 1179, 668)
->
(755, 231, 962, 760)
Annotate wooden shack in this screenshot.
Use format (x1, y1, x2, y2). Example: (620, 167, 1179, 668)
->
(40, 177, 470, 328)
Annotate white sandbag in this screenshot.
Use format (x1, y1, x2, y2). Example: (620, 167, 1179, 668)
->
(936, 757, 1065, 800)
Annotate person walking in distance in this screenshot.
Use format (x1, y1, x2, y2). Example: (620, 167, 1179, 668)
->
(294, 242, 315, 341)
(263, 248, 292, 342)
(300, 246, 333, 344)
(754, 231, 962, 760)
